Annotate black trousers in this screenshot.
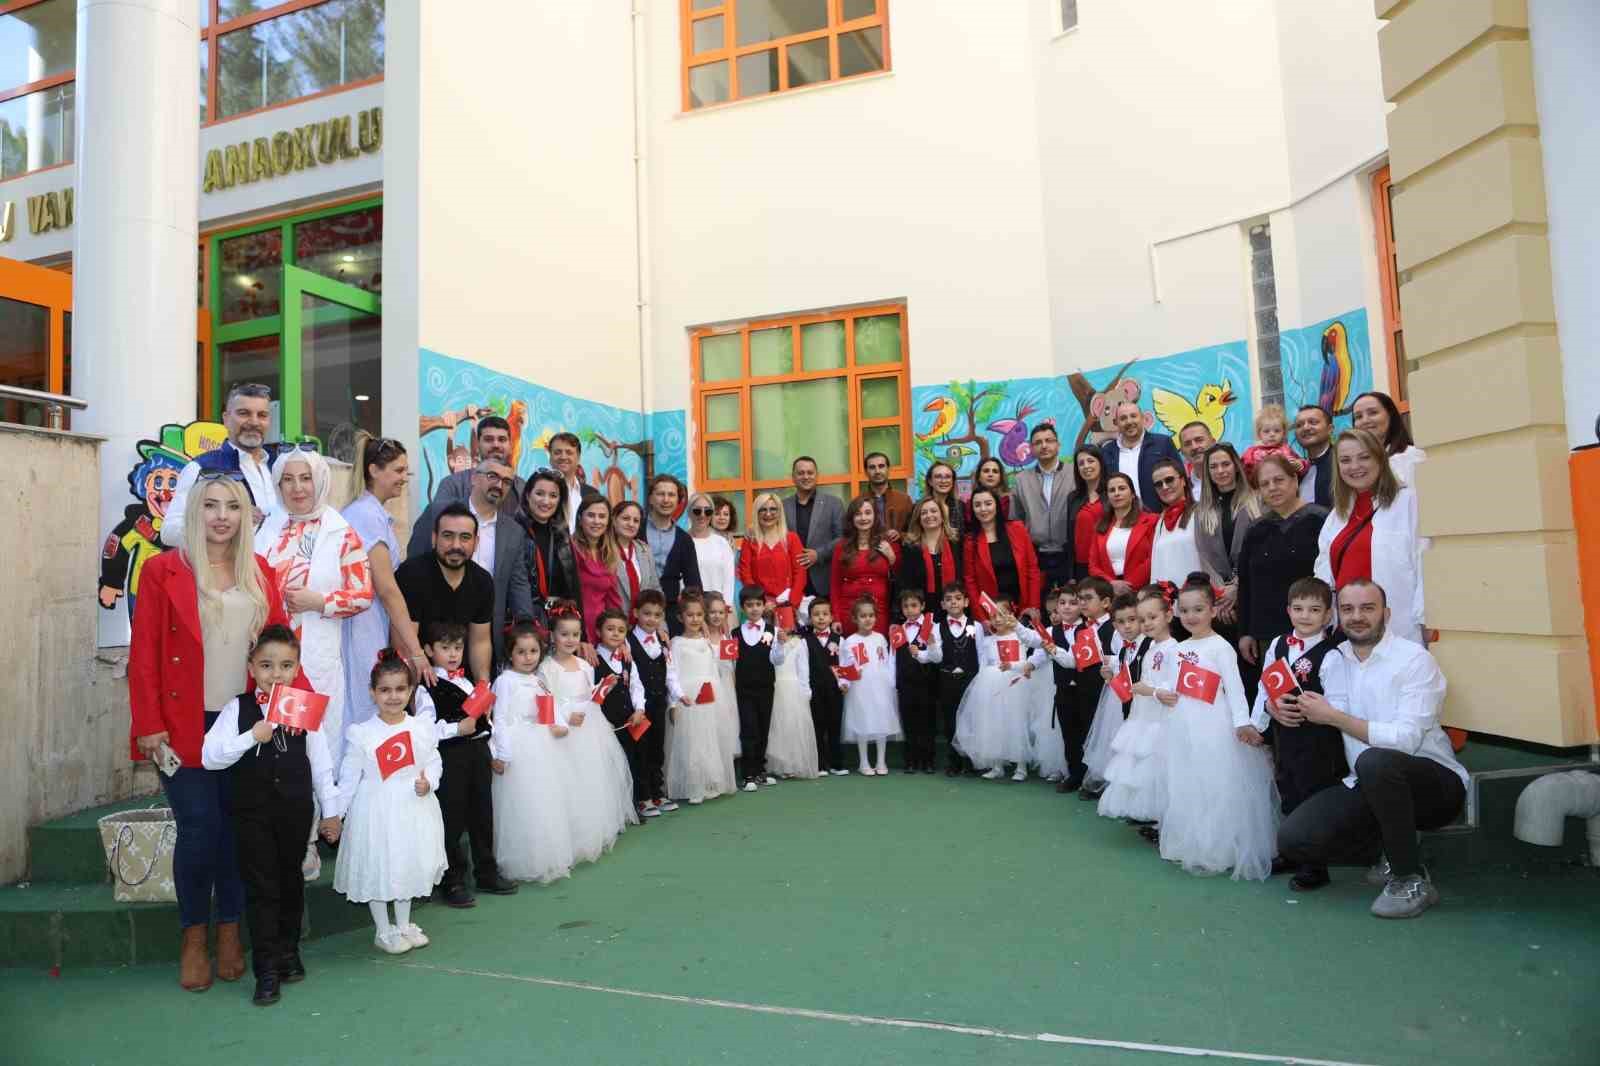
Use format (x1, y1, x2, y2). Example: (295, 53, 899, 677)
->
(1063, 675, 1101, 784)
(937, 670, 974, 770)
(642, 695, 668, 801)
(898, 665, 937, 768)
(1278, 748, 1465, 879)
(810, 689, 843, 771)
(233, 795, 314, 976)
(1036, 550, 1073, 615)
(615, 723, 647, 806)
(1273, 720, 1349, 815)
(736, 685, 774, 779)
(438, 739, 497, 889)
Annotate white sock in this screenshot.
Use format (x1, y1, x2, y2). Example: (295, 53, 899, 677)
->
(393, 899, 412, 929)
(874, 741, 887, 770)
(857, 740, 870, 767)
(369, 901, 393, 937)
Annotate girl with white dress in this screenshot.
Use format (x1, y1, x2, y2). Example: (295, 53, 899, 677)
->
(765, 630, 819, 778)
(1099, 588, 1180, 824)
(838, 597, 900, 776)
(1157, 579, 1280, 881)
(666, 594, 738, 804)
(704, 593, 742, 769)
(1081, 596, 1144, 791)
(1028, 596, 1075, 782)
(951, 596, 1046, 781)
(332, 655, 447, 955)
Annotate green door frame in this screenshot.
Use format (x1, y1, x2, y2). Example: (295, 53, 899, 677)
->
(282, 264, 381, 442)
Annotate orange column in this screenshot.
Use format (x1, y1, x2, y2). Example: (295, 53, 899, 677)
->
(1572, 448, 1600, 736)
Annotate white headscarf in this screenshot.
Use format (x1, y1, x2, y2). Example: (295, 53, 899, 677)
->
(271, 447, 333, 521)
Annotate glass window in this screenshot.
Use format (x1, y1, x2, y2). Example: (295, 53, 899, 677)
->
(842, 0, 875, 20)
(0, 295, 49, 425)
(0, 81, 72, 180)
(684, 0, 887, 109)
(737, 49, 779, 97)
(0, 0, 75, 92)
(837, 26, 885, 78)
(199, 41, 209, 124)
(859, 376, 899, 420)
(707, 439, 742, 480)
(692, 15, 724, 54)
(704, 392, 741, 434)
(218, 228, 285, 324)
(293, 205, 383, 294)
(218, 334, 283, 430)
(800, 320, 845, 371)
(751, 377, 848, 481)
(688, 60, 729, 108)
(299, 291, 381, 448)
(699, 332, 742, 382)
(735, 0, 827, 46)
(216, 0, 385, 119)
(854, 313, 901, 365)
(749, 325, 792, 376)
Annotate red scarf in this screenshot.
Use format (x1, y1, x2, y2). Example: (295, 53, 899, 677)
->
(922, 543, 955, 594)
(1161, 501, 1187, 532)
(621, 542, 641, 607)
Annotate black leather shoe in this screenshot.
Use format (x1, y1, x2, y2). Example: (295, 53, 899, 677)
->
(1270, 856, 1293, 877)
(1057, 777, 1081, 794)
(1290, 866, 1331, 892)
(476, 873, 519, 895)
(277, 952, 306, 983)
(252, 972, 281, 1006)
(443, 884, 477, 908)
(1078, 786, 1102, 801)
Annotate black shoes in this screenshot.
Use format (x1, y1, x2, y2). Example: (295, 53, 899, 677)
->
(477, 873, 519, 896)
(252, 972, 281, 1006)
(1290, 866, 1331, 892)
(443, 884, 477, 908)
(277, 951, 306, 983)
(1057, 777, 1082, 794)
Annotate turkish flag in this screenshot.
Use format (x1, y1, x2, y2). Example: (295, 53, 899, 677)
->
(889, 624, 907, 651)
(775, 605, 797, 631)
(265, 685, 328, 732)
(590, 674, 620, 705)
(376, 730, 416, 781)
(832, 664, 861, 682)
(1072, 628, 1102, 670)
(695, 681, 716, 704)
(921, 611, 933, 635)
(1109, 664, 1134, 702)
(719, 637, 739, 661)
(626, 716, 652, 741)
(1176, 661, 1222, 704)
(535, 693, 556, 725)
(852, 641, 869, 665)
(462, 682, 495, 719)
(978, 590, 1000, 619)
(997, 638, 1021, 665)
(1030, 616, 1056, 651)
(1260, 658, 1300, 707)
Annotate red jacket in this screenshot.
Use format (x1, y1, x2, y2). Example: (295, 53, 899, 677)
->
(964, 520, 1040, 621)
(737, 531, 807, 605)
(830, 538, 897, 634)
(127, 550, 292, 767)
(1087, 512, 1160, 588)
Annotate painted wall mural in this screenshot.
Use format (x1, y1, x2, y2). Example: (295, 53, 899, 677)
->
(418, 348, 687, 510)
(1280, 309, 1374, 431)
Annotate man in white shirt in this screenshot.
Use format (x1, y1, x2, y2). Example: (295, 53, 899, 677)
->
(1273, 580, 1467, 919)
(1177, 421, 1215, 500)
(162, 382, 279, 544)
(467, 460, 506, 573)
(1097, 400, 1183, 510)
(463, 458, 532, 664)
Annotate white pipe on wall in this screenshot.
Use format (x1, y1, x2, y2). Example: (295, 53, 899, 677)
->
(630, 0, 658, 474)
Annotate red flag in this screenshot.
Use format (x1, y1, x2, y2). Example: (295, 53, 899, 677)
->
(535, 693, 556, 725)
(921, 611, 933, 635)
(978, 590, 1000, 619)
(695, 681, 717, 704)
(590, 673, 620, 705)
(1072, 628, 1102, 670)
(626, 716, 652, 741)
(1176, 660, 1222, 704)
(462, 682, 495, 719)
(1260, 658, 1300, 707)
(775, 605, 796, 631)
(1109, 664, 1134, 702)
(1030, 615, 1056, 651)
(997, 638, 1021, 665)
(718, 637, 739, 661)
(832, 664, 861, 682)
(852, 641, 869, 665)
(889, 624, 907, 651)
(376, 730, 415, 781)
(265, 685, 328, 732)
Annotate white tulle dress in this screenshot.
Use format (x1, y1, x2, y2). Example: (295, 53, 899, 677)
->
(541, 658, 638, 865)
(1083, 635, 1142, 787)
(715, 650, 742, 762)
(953, 628, 1046, 769)
(1026, 656, 1068, 780)
(1098, 637, 1179, 823)
(1156, 633, 1280, 881)
(765, 636, 819, 778)
(488, 669, 579, 884)
(333, 715, 447, 903)
(840, 632, 901, 741)
(667, 636, 737, 802)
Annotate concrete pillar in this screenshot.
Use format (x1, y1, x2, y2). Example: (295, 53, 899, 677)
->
(73, 0, 199, 647)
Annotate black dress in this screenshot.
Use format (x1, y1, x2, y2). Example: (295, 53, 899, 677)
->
(1235, 504, 1329, 643)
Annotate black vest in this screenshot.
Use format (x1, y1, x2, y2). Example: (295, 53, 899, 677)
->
(734, 622, 776, 689)
(594, 653, 635, 728)
(430, 678, 490, 746)
(1268, 633, 1336, 696)
(628, 632, 669, 711)
(937, 619, 979, 676)
(1049, 622, 1077, 689)
(895, 619, 936, 692)
(801, 628, 842, 707)
(226, 693, 311, 808)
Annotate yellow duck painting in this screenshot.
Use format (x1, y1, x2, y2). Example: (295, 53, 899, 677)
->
(1151, 380, 1237, 444)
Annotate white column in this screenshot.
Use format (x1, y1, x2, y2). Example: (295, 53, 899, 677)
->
(73, 0, 199, 647)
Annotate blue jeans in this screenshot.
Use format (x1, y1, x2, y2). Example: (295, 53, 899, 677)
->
(160, 764, 244, 929)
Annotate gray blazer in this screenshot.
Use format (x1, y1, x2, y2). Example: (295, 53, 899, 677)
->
(407, 469, 526, 561)
(783, 491, 846, 595)
(1194, 502, 1259, 584)
(489, 513, 534, 662)
(613, 541, 662, 607)
(1009, 465, 1075, 556)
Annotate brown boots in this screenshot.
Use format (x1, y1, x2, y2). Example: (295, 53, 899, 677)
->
(215, 922, 246, 982)
(178, 925, 212, 991)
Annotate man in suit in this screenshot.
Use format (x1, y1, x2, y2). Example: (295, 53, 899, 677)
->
(1295, 404, 1335, 508)
(864, 451, 913, 539)
(409, 416, 524, 560)
(1009, 422, 1073, 614)
(643, 474, 703, 632)
(1178, 421, 1216, 500)
(462, 459, 533, 665)
(784, 455, 846, 597)
(1099, 400, 1184, 511)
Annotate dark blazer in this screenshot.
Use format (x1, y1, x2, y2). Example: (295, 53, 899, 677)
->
(650, 522, 703, 604)
(1301, 447, 1335, 509)
(489, 515, 533, 660)
(1099, 432, 1185, 512)
(783, 491, 846, 595)
(897, 538, 962, 605)
(407, 469, 526, 560)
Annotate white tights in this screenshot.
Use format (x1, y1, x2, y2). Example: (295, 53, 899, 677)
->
(369, 898, 412, 935)
(856, 739, 888, 771)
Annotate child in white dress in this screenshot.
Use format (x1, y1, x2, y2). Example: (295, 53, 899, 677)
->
(1158, 577, 1280, 881)
(765, 627, 819, 778)
(950, 595, 1046, 781)
(667, 593, 737, 804)
(704, 593, 743, 773)
(838, 596, 900, 776)
(1099, 587, 1180, 826)
(1081, 593, 1144, 794)
(331, 653, 446, 955)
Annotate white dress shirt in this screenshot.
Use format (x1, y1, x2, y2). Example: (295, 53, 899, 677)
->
(200, 695, 339, 812)
(597, 643, 648, 714)
(471, 501, 498, 574)
(1246, 629, 1326, 732)
(1318, 630, 1466, 789)
(631, 624, 684, 703)
(413, 670, 482, 744)
(1116, 435, 1145, 502)
(1298, 446, 1329, 504)
(565, 477, 584, 533)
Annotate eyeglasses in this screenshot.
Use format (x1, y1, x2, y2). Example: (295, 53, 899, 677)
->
(690, 507, 713, 516)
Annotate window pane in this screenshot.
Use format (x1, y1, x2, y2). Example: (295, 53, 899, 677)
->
(692, 15, 724, 54)
(691, 0, 719, 8)
(707, 439, 742, 481)
(862, 425, 901, 466)
(293, 205, 383, 294)
(735, 0, 827, 46)
(0, 296, 49, 426)
(217, 0, 385, 119)
(219, 228, 284, 324)
(1060, 0, 1078, 31)
(0, 82, 73, 180)
(751, 378, 848, 481)
(860, 376, 899, 420)
(300, 292, 381, 451)
(842, 0, 874, 19)
(786, 36, 830, 88)
(704, 392, 740, 434)
(200, 0, 209, 27)
(0, 0, 74, 91)
(219, 334, 282, 438)
(837, 25, 884, 77)
(700, 333, 741, 382)
(854, 313, 900, 365)
(689, 59, 729, 108)
(800, 320, 845, 370)
(749, 325, 792, 375)
(200, 41, 209, 123)
(736, 49, 778, 98)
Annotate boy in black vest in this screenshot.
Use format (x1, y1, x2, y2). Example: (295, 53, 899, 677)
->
(201, 625, 340, 1007)
(593, 607, 652, 820)
(628, 590, 681, 813)
(1060, 576, 1116, 793)
(1042, 582, 1081, 784)
(413, 621, 516, 908)
(895, 587, 939, 774)
(1248, 576, 1347, 891)
(734, 586, 782, 791)
(916, 583, 979, 776)
(802, 596, 848, 776)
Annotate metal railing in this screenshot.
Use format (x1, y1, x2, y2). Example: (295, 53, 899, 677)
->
(0, 384, 87, 431)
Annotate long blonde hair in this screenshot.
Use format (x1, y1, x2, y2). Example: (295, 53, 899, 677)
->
(183, 476, 269, 635)
(1331, 428, 1401, 517)
(750, 492, 790, 547)
(901, 496, 956, 550)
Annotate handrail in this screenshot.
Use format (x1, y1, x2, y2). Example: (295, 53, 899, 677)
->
(0, 383, 87, 431)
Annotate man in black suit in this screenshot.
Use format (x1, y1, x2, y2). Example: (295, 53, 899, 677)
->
(783, 455, 845, 597)
(643, 475, 702, 632)
(1098, 400, 1185, 511)
(1295, 405, 1335, 508)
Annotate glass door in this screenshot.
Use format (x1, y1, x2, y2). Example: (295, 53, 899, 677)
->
(282, 264, 381, 455)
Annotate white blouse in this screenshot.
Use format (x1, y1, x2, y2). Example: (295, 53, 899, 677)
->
(1106, 526, 1133, 577)
(690, 532, 737, 604)
(1151, 518, 1201, 585)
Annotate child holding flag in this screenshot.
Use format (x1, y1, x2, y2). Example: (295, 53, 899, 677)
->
(1080, 593, 1144, 798)
(667, 592, 738, 804)
(764, 617, 819, 779)
(838, 595, 900, 776)
(1098, 585, 1181, 827)
(893, 587, 939, 774)
(950, 594, 1046, 781)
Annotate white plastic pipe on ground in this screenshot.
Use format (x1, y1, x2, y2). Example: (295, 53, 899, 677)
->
(1512, 770, 1600, 865)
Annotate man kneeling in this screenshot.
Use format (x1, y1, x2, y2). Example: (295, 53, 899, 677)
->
(1273, 580, 1466, 918)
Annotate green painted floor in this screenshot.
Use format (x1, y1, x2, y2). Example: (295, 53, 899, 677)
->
(5, 773, 1597, 1066)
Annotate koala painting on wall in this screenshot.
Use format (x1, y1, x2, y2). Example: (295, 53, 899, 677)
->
(1082, 376, 1152, 446)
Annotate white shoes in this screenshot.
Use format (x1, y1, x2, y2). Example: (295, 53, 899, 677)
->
(875, 765, 889, 776)
(742, 780, 758, 793)
(1012, 768, 1027, 782)
(688, 797, 704, 805)
(375, 930, 411, 955)
(656, 799, 681, 812)
(830, 768, 851, 776)
(640, 804, 661, 818)
(983, 767, 1006, 780)
(764, 775, 779, 785)
(400, 923, 430, 949)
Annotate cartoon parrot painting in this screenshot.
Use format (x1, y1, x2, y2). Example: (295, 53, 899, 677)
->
(1151, 381, 1237, 444)
(918, 396, 959, 442)
(1318, 321, 1356, 416)
(987, 402, 1038, 467)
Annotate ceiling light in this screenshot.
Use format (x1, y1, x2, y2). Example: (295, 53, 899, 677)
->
(341, 254, 355, 262)
(354, 394, 370, 402)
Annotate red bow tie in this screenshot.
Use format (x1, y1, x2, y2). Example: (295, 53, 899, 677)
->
(643, 633, 657, 645)
(1286, 635, 1304, 652)
(255, 690, 270, 706)
(447, 668, 466, 680)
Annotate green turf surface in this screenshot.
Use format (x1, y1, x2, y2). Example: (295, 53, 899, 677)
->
(6, 774, 1597, 1066)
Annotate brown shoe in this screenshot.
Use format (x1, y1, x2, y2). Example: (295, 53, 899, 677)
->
(215, 922, 246, 982)
(179, 925, 213, 992)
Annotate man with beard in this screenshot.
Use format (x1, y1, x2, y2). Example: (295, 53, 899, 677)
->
(1294, 404, 1335, 508)
(1177, 421, 1216, 500)
(1273, 580, 1466, 918)
(162, 383, 279, 544)
(409, 416, 524, 558)
(463, 458, 532, 664)
(1098, 399, 1184, 510)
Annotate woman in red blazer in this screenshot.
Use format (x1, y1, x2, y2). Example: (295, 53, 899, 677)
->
(1088, 472, 1160, 592)
(127, 476, 293, 993)
(737, 492, 807, 611)
(964, 487, 1040, 622)
(830, 496, 897, 634)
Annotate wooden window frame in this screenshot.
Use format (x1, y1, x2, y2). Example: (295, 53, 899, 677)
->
(680, 0, 891, 112)
(201, 0, 385, 127)
(0, 0, 75, 184)
(1371, 165, 1408, 412)
(689, 303, 913, 523)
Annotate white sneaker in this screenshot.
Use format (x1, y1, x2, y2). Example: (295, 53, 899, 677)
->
(375, 931, 411, 955)
(1012, 768, 1027, 782)
(743, 780, 758, 793)
(400, 923, 430, 949)
(1364, 856, 1392, 886)
(656, 799, 680, 812)
(640, 804, 661, 819)
(831, 768, 850, 776)
(764, 775, 778, 785)
(982, 767, 1005, 780)
(859, 765, 875, 776)
(688, 797, 704, 805)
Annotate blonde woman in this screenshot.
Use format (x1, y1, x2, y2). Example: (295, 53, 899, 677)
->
(572, 494, 623, 643)
(899, 496, 960, 611)
(736, 492, 805, 606)
(128, 475, 291, 992)
(1194, 443, 1263, 622)
(687, 491, 737, 604)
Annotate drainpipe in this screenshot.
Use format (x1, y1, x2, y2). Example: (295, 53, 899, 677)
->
(1512, 770, 1600, 865)
(630, 0, 657, 475)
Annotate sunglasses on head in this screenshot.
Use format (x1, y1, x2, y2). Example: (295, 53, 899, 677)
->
(196, 470, 247, 484)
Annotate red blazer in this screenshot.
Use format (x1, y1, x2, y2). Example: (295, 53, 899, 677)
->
(830, 538, 897, 634)
(737, 531, 806, 604)
(964, 520, 1041, 621)
(1088, 512, 1160, 588)
(127, 550, 292, 767)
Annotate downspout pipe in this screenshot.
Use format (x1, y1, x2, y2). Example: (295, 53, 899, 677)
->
(1513, 770, 1600, 865)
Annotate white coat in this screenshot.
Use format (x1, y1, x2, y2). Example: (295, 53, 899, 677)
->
(1314, 484, 1427, 644)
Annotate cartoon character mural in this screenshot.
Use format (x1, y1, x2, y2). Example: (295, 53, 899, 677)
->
(1280, 310, 1374, 431)
(98, 420, 228, 621)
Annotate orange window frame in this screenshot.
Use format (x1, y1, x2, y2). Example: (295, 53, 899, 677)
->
(690, 304, 913, 524)
(201, 0, 385, 126)
(1371, 165, 1407, 411)
(0, 0, 75, 185)
(680, 0, 891, 111)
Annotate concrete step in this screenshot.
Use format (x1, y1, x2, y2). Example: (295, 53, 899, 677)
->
(26, 796, 165, 883)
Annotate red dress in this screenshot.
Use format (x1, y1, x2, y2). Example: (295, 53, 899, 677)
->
(737, 531, 807, 604)
(830, 539, 897, 634)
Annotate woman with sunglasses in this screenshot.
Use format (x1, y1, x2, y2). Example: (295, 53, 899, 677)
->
(519, 469, 581, 631)
(1147, 457, 1201, 586)
(609, 499, 660, 610)
(737, 492, 806, 609)
(687, 492, 737, 605)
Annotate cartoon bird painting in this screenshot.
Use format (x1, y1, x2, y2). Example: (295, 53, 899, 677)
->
(918, 396, 959, 442)
(987, 401, 1038, 467)
(1151, 380, 1236, 444)
(1318, 321, 1356, 416)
